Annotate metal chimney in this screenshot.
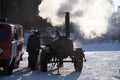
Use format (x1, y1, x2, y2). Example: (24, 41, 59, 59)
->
(65, 12, 70, 38)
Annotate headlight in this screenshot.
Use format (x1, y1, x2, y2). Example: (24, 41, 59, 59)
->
(0, 48, 3, 54)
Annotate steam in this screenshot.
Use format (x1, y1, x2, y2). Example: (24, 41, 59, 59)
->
(38, 0, 114, 39)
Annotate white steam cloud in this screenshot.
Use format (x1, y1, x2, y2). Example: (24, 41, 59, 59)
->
(38, 0, 114, 39)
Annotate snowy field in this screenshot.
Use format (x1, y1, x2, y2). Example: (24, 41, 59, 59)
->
(0, 43, 120, 80)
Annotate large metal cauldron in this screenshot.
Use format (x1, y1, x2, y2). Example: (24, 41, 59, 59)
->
(40, 12, 84, 74)
(49, 36, 73, 57)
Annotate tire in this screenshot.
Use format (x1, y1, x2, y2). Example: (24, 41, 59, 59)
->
(73, 56, 83, 72)
(3, 58, 15, 75)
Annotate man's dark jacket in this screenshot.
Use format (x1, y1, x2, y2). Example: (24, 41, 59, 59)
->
(27, 34, 40, 53)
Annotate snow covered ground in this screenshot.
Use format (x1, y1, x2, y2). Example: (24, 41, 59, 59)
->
(0, 42, 120, 80)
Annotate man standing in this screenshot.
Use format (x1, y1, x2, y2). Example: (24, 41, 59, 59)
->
(27, 31, 41, 70)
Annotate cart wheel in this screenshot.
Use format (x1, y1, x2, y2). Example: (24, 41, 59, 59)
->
(40, 52, 47, 72)
(73, 58, 83, 72)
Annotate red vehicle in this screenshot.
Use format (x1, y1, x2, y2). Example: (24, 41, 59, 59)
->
(0, 23, 24, 75)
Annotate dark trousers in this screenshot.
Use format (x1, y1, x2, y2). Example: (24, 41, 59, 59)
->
(28, 51, 38, 70)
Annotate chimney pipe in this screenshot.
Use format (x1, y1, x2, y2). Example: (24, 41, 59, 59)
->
(65, 12, 70, 38)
